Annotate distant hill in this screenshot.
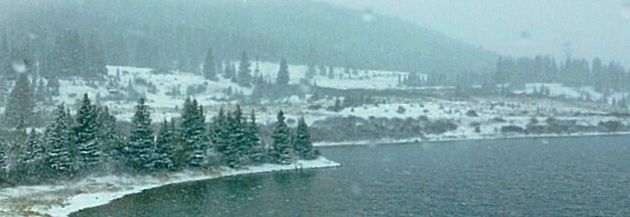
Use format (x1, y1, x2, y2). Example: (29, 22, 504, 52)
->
(1, 0, 497, 75)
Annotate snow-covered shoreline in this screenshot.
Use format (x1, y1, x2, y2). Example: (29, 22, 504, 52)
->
(0, 157, 341, 217)
(314, 131, 630, 147)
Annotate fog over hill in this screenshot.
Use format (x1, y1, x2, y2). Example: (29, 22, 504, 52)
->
(0, 0, 497, 75)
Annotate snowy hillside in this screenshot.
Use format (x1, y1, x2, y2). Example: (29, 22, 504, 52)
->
(515, 83, 629, 106)
(46, 63, 422, 123)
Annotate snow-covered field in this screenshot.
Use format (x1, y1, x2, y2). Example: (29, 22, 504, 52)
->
(0, 157, 340, 217)
(45, 65, 630, 146)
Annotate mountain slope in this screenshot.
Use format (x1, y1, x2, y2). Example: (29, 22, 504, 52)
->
(1, 0, 497, 75)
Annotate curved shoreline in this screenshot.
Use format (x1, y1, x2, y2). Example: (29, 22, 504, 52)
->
(0, 157, 341, 217)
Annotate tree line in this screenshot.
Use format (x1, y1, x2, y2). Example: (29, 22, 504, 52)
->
(495, 56, 629, 92)
(0, 94, 318, 185)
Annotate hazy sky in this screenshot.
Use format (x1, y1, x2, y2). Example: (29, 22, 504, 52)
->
(320, 0, 630, 65)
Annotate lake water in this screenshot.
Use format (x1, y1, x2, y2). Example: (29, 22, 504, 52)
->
(72, 136, 630, 217)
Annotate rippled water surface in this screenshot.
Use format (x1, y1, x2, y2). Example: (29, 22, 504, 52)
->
(73, 136, 630, 217)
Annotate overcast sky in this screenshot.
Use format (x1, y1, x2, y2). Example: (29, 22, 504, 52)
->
(319, 0, 630, 65)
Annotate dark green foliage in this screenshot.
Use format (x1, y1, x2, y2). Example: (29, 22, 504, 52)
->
(3, 74, 36, 127)
(23, 129, 45, 165)
(75, 94, 102, 169)
(237, 51, 252, 86)
(203, 47, 216, 80)
(155, 120, 175, 171)
(276, 58, 290, 86)
(246, 111, 265, 164)
(293, 117, 317, 160)
(270, 110, 292, 164)
(179, 98, 208, 167)
(228, 106, 248, 168)
(0, 135, 6, 181)
(128, 98, 156, 172)
(46, 104, 75, 177)
(222, 113, 241, 168)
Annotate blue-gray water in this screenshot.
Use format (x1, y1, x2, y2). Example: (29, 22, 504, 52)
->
(72, 136, 630, 217)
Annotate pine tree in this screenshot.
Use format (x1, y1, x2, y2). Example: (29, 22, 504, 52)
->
(128, 98, 156, 172)
(96, 106, 122, 171)
(74, 94, 101, 169)
(45, 104, 74, 176)
(276, 58, 290, 86)
(211, 108, 230, 165)
(23, 129, 45, 164)
(222, 113, 241, 167)
(0, 135, 6, 180)
(237, 51, 252, 86)
(246, 110, 265, 164)
(227, 106, 247, 168)
(328, 66, 335, 79)
(306, 63, 316, 79)
(3, 73, 35, 127)
(294, 117, 317, 160)
(154, 120, 175, 171)
(270, 110, 292, 164)
(179, 98, 207, 167)
(203, 47, 217, 80)
(48, 76, 61, 96)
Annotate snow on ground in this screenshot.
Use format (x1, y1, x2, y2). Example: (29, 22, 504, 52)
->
(255, 61, 419, 90)
(47, 64, 419, 123)
(0, 157, 340, 217)
(517, 83, 628, 105)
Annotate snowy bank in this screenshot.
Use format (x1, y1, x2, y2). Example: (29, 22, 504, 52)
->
(314, 131, 630, 147)
(0, 157, 340, 217)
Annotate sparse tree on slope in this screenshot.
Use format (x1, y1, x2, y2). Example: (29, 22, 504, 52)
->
(237, 51, 252, 86)
(3, 73, 35, 127)
(270, 110, 292, 164)
(203, 47, 217, 80)
(276, 58, 290, 86)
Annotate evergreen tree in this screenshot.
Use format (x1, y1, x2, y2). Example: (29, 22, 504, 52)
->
(203, 47, 217, 80)
(96, 106, 122, 171)
(74, 94, 101, 169)
(227, 106, 247, 167)
(179, 98, 207, 167)
(270, 110, 292, 164)
(211, 108, 231, 165)
(328, 66, 335, 79)
(128, 98, 156, 172)
(246, 110, 265, 164)
(293, 117, 317, 159)
(222, 113, 241, 167)
(45, 104, 74, 176)
(3, 73, 35, 127)
(48, 76, 61, 96)
(306, 63, 316, 79)
(0, 135, 6, 180)
(154, 120, 175, 171)
(237, 51, 252, 86)
(23, 129, 45, 164)
(276, 58, 290, 86)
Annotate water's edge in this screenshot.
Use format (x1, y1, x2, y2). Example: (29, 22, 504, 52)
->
(0, 157, 341, 217)
(314, 131, 630, 147)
